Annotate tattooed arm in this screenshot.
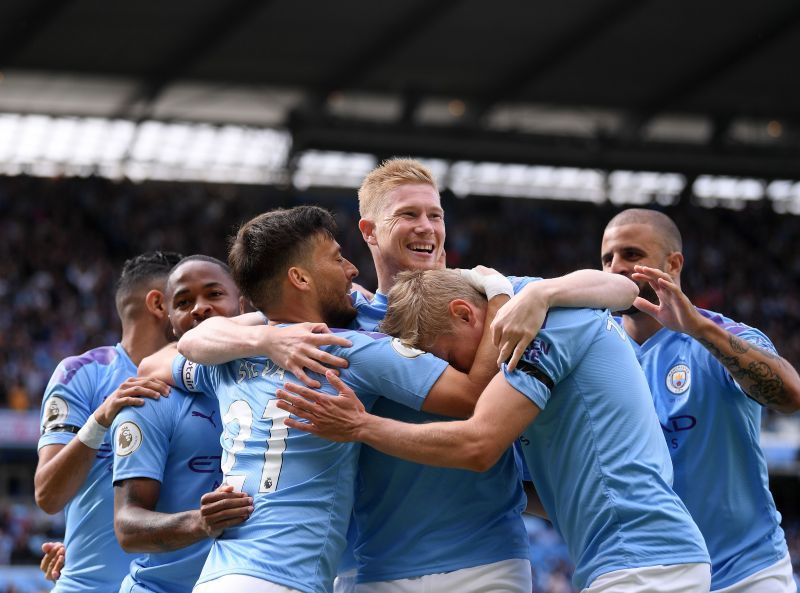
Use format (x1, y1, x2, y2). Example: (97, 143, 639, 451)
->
(114, 478, 253, 552)
(632, 265, 800, 413)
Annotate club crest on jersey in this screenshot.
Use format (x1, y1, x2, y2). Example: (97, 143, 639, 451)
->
(116, 421, 143, 456)
(666, 364, 691, 395)
(43, 396, 69, 429)
(390, 338, 425, 359)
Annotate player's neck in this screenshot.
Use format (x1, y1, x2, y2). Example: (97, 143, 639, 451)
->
(263, 302, 325, 326)
(374, 262, 396, 296)
(622, 313, 663, 345)
(120, 322, 171, 366)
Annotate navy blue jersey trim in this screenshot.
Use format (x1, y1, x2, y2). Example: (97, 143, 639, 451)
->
(516, 361, 555, 390)
(44, 424, 80, 434)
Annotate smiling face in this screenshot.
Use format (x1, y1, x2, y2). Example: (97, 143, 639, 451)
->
(363, 183, 445, 281)
(167, 260, 242, 338)
(307, 234, 359, 328)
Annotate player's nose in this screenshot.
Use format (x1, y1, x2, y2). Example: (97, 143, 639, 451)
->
(192, 300, 213, 319)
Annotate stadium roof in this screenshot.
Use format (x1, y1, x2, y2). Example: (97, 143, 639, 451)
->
(1, 0, 799, 177)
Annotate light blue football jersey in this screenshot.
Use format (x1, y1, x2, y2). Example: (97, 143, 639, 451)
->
(111, 389, 223, 593)
(627, 309, 788, 590)
(38, 343, 139, 593)
(350, 288, 529, 583)
(504, 305, 709, 590)
(171, 327, 448, 593)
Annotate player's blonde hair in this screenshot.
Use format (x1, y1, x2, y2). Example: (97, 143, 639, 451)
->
(381, 269, 484, 350)
(358, 158, 438, 220)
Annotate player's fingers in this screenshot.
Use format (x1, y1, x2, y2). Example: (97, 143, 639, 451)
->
(303, 347, 349, 369)
(275, 390, 318, 416)
(201, 488, 247, 504)
(201, 496, 253, 517)
(118, 386, 164, 400)
(281, 382, 324, 405)
(289, 366, 322, 389)
(205, 504, 254, 523)
(139, 377, 171, 394)
(632, 296, 660, 317)
(496, 339, 514, 368)
(508, 341, 529, 373)
(325, 370, 357, 400)
(284, 417, 316, 433)
(308, 334, 353, 351)
(52, 555, 64, 579)
(207, 516, 251, 531)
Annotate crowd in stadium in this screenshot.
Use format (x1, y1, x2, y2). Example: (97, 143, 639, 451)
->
(2, 174, 799, 412)
(1, 166, 800, 593)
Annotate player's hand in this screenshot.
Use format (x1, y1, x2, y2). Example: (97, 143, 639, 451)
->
(94, 377, 171, 427)
(491, 284, 548, 371)
(631, 265, 703, 335)
(262, 323, 352, 389)
(198, 485, 254, 538)
(40, 541, 65, 581)
(351, 282, 375, 302)
(276, 371, 365, 442)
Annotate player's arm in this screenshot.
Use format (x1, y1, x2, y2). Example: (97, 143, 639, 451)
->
(279, 371, 537, 471)
(114, 480, 253, 552)
(177, 318, 352, 388)
(633, 265, 800, 413)
(34, 377, 170, 514)
(491, 270, 638, 370)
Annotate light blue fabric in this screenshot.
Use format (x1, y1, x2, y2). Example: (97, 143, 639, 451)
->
(38, 343, 139, 593)
(505, 306, 709, 590)
(627, 308, 788, 590)
(350, 286, 529, 583)
(112, 389, 222, 593)
(172, 327, 448, 593)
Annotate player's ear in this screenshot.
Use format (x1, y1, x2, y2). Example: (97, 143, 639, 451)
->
(448, 299, 475, 325)
(145, 289, 168, 321)
(238, 295, 247, 314)
(287, 265, 313, 292)
(666, 251, 684, 278)
(359, 218, 377, 246)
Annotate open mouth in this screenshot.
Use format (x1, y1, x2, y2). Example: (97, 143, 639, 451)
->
(407, 243, 434, 255)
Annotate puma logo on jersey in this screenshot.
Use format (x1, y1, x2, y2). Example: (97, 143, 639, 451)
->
(192, 409, 217, 428)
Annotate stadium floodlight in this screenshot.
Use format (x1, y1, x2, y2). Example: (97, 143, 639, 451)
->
(292, 151, 378, 190)
(767, 180, 800, 215)
(692, 175, 765, 211)
(450, 161, 605, 203)
(608, 171, 686, 206)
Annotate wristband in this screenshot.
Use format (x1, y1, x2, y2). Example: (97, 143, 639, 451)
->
(77, 414, 108, 449)
(459, 268, 514, 300)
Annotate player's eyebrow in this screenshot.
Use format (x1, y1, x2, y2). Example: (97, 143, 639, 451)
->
(172, 282, 225, 299)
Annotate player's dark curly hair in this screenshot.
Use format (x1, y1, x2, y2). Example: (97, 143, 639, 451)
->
(115, 251, 183, 317)
(228, 206, 337, 312)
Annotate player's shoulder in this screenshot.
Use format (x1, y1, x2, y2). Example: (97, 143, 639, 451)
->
(50, 344, 121, 386)
(507, 275, 542, 294)
(695, 308, 775, 351)
(544, 305, 608, 329)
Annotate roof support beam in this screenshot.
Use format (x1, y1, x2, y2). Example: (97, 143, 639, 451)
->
(0, 0, 76, 67)
(632, 4, 800, 137)
(467, 0, 645, 123)
(115, 0, 272, 120)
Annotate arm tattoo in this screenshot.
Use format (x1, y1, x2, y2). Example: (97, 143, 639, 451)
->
(697, 334, 788, 408)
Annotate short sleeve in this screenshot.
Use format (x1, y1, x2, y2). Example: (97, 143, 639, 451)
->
(338, 336, 449, 411)
(38, 362, 96, 450)
(503, 308, 599, 410)
(172, 354, 217, 395)
(112, 399, 173, 484)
